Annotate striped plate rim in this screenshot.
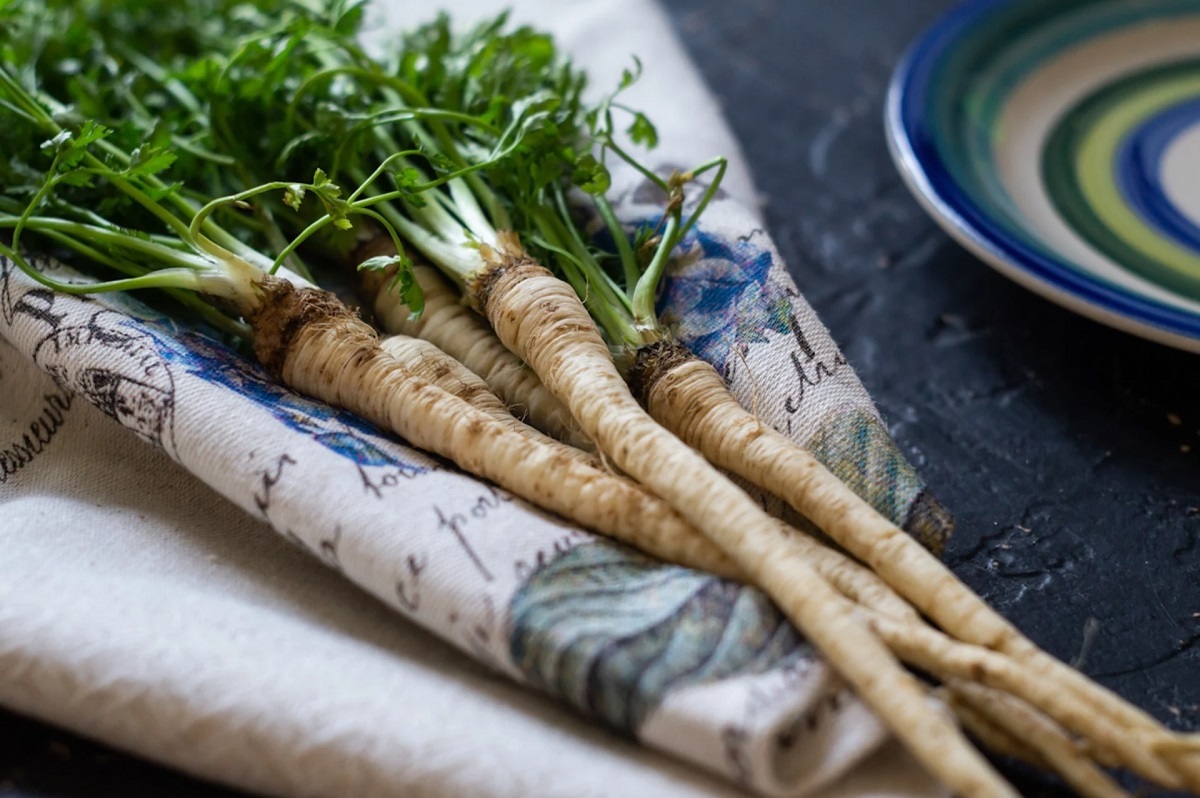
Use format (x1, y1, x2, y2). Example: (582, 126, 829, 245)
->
(885, 0, 1200, 352)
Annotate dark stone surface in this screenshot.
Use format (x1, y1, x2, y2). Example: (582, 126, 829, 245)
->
(2, 1, 1198, 796)
(660, 0, 1200, 794)
(0, 710, 245, 797)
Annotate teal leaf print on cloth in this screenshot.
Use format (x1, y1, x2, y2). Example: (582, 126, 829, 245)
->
(808, 408, 922, 531)
(509, 542, 810, 734)
(808, 408, 953, 553)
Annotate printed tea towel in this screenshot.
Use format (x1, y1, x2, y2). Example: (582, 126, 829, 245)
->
(0, 1, 952, 797)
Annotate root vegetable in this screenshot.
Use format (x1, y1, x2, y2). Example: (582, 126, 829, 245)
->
(359, 236, 590, 450)
(469, 237, 1017, 798)
(62, 5, 1161, 792)
(630, 340, 1193, 781)
(861, 609, 1178, 787)
(377, 333, 598, 469)
(250, 278, 740, 578)
(944, 683, 1132, 798)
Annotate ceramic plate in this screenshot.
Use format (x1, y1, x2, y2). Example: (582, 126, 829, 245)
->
(886, 0, 1200, 352)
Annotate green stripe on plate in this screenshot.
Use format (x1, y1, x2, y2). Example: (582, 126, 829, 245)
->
(1043, 60, 1200, 300)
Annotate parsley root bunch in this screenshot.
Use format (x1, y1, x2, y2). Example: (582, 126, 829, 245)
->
(201, 13, 1022, 796)
(9, 1, 1200, 795)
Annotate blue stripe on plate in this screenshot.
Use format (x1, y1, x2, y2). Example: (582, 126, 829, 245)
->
(1120, 97, 1200, 255)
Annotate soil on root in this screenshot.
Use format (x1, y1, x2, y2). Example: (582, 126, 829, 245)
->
(469, 245, 543, 318)
(626, 340, 694, 406)
(248, 275, 366, 378)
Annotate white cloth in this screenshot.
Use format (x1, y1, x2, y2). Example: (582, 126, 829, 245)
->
(0, 1, 948, 796)
(0, 339, 938, 798)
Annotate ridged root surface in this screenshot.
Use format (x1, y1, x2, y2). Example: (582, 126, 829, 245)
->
(471, 245, 1017, 798)
(362, 250, 592, 450)
(245, 276, 736, 579)
(378, 334, 598, 470)
(635, 344, 1187, 789)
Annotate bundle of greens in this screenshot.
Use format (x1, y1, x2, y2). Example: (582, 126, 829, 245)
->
(0, 0, 745, 582)
(3, 2, 1199, 796)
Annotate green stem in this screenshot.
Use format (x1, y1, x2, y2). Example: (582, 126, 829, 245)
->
(632, 212, 680, 332)
(0, 239, 205, 295)
(2, 215, 211, 271)
(348, 145, 511, 211)
(371, 126, 503, 243)
(594, 195, 640, 294)
(603, 136, 668, 193)
(22, 89, 232, 252)
(79, 151, 196, 242)
(285, 65, 425, 135)
(25, 229, 249, 338)
(676, 157, 727, 242)
(344, 106, 502, 138)
(189, 182, 297, 253)
(349, 165, 466, 249)
(296, 52, 456, 165)
(11, 156, 66, 257)
(348, 151, 423, 202)
(373, 199, 482, 284)
(229, 162, 312, 280)
(532, 207, 640, 348)
(268, 213, 342, 274)
(0, 67, 56, 128)
(74, 209, 189, 250)
(534, 230, 631, 346)
(346, 207, 407, 270)
(114, 43, 204, 116)
(31, 228, 160, 280)
(550, 186, 631, 316)
(447, 176, 497, 245)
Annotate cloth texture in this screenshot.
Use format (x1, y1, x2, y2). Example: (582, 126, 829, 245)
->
(0, 1, 950, 796)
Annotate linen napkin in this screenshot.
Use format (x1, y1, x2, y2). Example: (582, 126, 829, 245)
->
(0, 1, 952, 796)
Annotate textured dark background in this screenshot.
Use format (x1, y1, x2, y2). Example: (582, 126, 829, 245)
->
(3, 1, 1198, 796)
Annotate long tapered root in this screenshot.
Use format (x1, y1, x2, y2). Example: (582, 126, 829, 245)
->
(779, 523, 921, 625)
(771, 481, 1139, 796)
(634, 342, 1192, 790)
(938, 685, 1048, 768)
(245, 276, 738, 579)
(1153, 736, 1200, 756)
(378, 334, 599, 469)
(357, 237, 592, 450)
(376, 331, 748, 577)
(470, 242, 1019, 798)
(864, 613, 1180, 788)
(797, 524, 1144, 795)
(944, 683, 1132, 798)
(373, 333, 977, 610)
